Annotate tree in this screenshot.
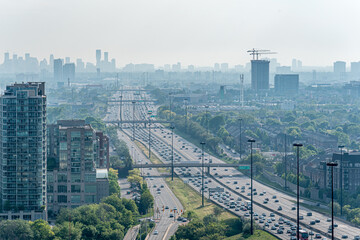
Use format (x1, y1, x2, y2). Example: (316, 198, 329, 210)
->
(0, 220, 34, 240)
(209, 115, 225, 132)
(53, 222, 82, 240)
(30, 219, 55, 240)
(138, 189, 154, 214)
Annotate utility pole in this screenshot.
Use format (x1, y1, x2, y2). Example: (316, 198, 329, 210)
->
(284, 133, 287, 191)
(293, 143, 303, 240)
(339, 145, 344, 216)
(239, 118, 242, 160)
(169, 92, 172, 121)
(200, 142, 206, 207)
(148, 112, 151, 159)
(327, 161, 338, 240)
(132, 101, 136, 141)
(171, 125, 175, 181)
(119, 95, 123, 128)
(205, 105, 209, 135)
(248, 139, 255, 235)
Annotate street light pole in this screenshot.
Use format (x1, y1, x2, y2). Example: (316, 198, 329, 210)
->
(248, 139, 255, 235)
(293, 143, 303, 240)
(205, 105, 209, 135)
(148, 113, 151, 159)
(200, 141, 206, 207)
(119, 95, 123, 128)
(284, 133, 287, 191)
(239, 119, 242, 160)
(171, 125, 175, 181)
(338, 145, 344, 216)
(169, 92, 172, 121)
(132, 101, 136, 141)
(327, 161, 338, 240)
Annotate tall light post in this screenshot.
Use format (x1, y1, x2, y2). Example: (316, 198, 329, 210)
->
(205, 105, 209, 135)
(338, 145, 344, 216)
(248, 139, 255, 235)
(293, 143, 303, 240)
(119, 95, 123, 128)
(184, 98, 188, 132)
(284, 133, 287, 191)
(148, 112, 152, 159)
(200, 141, 206, 207)
(239, 118, 243, 160)
(132, 101, 136, 141)
(169, 92, 172, 121)
(171, 125, 175, 181)
(327, 161, 338, 240)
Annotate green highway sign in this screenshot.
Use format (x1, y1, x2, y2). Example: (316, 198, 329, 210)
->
(239, 166, 250, 170)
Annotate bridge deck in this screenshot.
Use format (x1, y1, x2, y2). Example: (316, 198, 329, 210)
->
(133, 163, 249, 168)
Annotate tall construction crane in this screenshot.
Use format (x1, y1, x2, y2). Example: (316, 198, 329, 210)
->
(247, 48, 277, 60)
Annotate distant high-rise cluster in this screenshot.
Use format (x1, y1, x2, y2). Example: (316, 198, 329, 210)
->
(95, 49, 116, 72)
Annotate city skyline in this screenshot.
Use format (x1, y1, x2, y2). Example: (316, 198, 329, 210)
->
(1, 0, 360, 66)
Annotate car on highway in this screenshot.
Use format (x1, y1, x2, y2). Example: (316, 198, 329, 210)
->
(153, 230, 158, 235)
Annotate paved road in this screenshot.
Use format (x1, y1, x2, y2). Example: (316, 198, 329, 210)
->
(105, 94, 183, 240)
(106, 87, 360, 240)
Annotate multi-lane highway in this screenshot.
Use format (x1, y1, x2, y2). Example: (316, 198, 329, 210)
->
(105, 91, 184, 240)
(105, 87, 360, 240)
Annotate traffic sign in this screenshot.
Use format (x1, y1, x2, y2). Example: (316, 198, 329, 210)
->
(239, 166, 250, 170)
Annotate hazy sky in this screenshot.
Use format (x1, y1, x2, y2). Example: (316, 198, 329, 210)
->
(0, 0, 359, 67)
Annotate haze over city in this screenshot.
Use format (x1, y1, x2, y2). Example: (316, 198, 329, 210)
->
(2, 1, 360, 240)
(1, 0, 360, 66)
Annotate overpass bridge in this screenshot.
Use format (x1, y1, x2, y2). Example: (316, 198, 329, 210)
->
(104, 120, 172, 127)
(134, 163, 249, 174)
(108, 99, 156, 103)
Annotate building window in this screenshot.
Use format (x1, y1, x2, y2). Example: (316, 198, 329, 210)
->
(71, 174, 81, 183)
(47, 173, 54, 183)
(58, 174, 67, 182)
(85, 185, 96, 193)
(60, 142, 67, 151)
(58, 185, 67, 193)
(71, 195, 81, 203)
(85, 195, 96, 203)
(71, 185, 81, 193)
(85, 173, 96, 182)
(58, 195, 67, 203)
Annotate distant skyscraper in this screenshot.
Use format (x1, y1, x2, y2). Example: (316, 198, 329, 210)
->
(76, 59, 85, 72)
(49, 54, 54, 69)
(292, 59, 297, 71)
(334, 61, 346, 73)
(188, 65, 195, 71)
(4, 52, 9, 63)
(63, 63, 75, 84)
(351, 62, 360, 74)
(220, 63, 228, 72)
(0, 82, 47, 220)
(274, 74, 299, 95)
(104, 52, 109, 62)
(54, 59, 63, 82)
(65, 57, 70, 64)
(297, 60, 302, 71)
(251, 60, 270, 91)
(96, 49, 101, 67)
(164, 64, 171, 71)
(214, 63, 220, 71)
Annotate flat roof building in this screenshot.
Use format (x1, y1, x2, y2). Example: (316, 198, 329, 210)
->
(0, 82, 47, 220)
(251, 60, 270, 91)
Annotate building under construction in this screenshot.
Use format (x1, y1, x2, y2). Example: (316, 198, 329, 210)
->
(251, 60, 270, 91)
